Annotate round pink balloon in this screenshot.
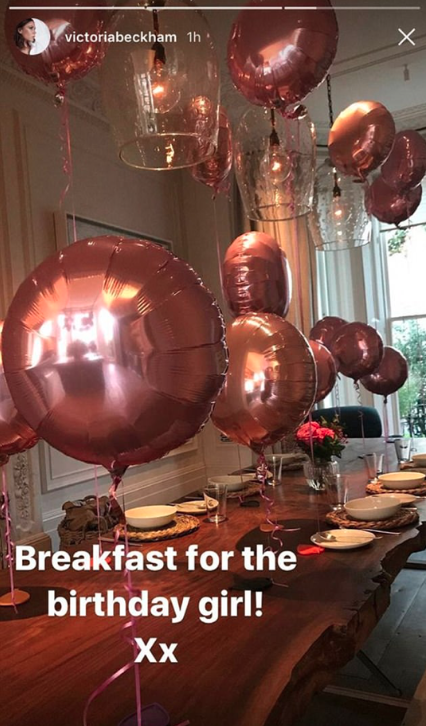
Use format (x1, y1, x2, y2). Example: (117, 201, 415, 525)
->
(222, 231, 292, 318)
(329, 101, 395, 180)
(366, 176, 422, 226)
(309, 340, 337, 403)
(191, 108, 233, 196)
(0, 321, 38, 456)
(212, 313, 317, 451)
(331, 322, 384, 382)
(2, 236, 227, 474)
(360, 345, 408, 399)
(309, 316, 348, 352)
(381, 130, 426, 194)
(227, 0, 338, 111)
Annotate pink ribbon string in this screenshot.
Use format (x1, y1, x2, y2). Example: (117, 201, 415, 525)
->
(307, 413, 323, 537)
(93, 465, 104, 556)
(58, 91, 77, 243)
(213, 198, 224, 292)
(1, 466, 17, 612)
(383, 397, 390, 473)
(84, 474, 142, 726)
(334, 374, 342, 420)
(354, 381, 366, 454)
(257, 452, 299, 550)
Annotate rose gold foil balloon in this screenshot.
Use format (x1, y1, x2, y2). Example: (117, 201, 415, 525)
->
(191, 108, 233, 196)
(381, 130, 426, 194)
(211, 313, 316, 452)
(331, 322, 384, 382)
(309, 340, 337, 403)
(227, 0, 338, 111)
(0, 322, 38, 456)
(366, 176, 422, 226)
(5, 0, 106, 89)
(2, 237, 227, 473)
(222, 231, 292, 319)
(360, 346, 408, 400)
(309, 316, 347, 352)
(329, 101, 396, 180)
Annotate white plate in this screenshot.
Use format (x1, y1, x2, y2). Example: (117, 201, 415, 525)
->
(175, 500, 207, 515)
(311, 529, 376, 550)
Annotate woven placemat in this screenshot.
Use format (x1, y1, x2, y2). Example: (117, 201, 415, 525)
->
(114, 514, 200, 543)
(227, 481, 260, 499)
(326, 507, 419, 531)
(366, 482, 426, 496)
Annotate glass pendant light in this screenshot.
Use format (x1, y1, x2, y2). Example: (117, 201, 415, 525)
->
(316, 159, 371, 250)
(100, 0, 220, 170)
(234, 106, 316, 222)
(314, 75, 371, 251)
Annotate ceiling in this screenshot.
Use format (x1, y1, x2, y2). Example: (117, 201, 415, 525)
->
(205, 1, 426, 143)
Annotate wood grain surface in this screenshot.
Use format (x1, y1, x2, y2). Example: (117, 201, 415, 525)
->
(1, 440, 426, 726)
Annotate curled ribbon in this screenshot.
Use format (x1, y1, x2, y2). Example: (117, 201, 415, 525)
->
(1, 463, 17, 612)
(83, 474, 142, 726)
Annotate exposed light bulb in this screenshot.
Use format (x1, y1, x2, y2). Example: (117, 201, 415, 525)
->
(185, 95, 215, 132)
(332, 195, 349, 222)
(260, 143, 291, 186)
(148, 59, 181, 113)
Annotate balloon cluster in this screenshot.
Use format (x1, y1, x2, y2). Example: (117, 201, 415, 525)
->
(310, 316, 408, 401)
(329, 101, 425, 228)
(212, 232, 317, 451)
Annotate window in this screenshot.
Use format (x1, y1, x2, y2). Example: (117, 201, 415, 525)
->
(382, 179, 426, 435)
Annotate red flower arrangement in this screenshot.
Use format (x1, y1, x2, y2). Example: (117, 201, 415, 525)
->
(296, 417, 346, 462)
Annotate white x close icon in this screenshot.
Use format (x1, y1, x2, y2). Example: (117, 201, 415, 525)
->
(398, 28, 416, 46)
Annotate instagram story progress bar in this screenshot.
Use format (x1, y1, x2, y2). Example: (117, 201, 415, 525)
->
(8, 5, 424, 10)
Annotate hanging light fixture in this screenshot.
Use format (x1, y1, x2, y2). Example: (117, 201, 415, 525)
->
(315, 76, 371, 251)
(316, 160, 371, 250)
(234, 105, 316, 222)
(100, 0, 220, 170)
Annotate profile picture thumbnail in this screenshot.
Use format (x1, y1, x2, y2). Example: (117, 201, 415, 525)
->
(14, 18, 51, 56)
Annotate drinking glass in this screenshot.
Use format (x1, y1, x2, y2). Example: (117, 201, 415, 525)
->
(324, 473, 349, 512)
(203, 483, 227, 524)
(364, 453, 384, 483)
(265, 454, 284, 486)
(394, 438, 412, 463)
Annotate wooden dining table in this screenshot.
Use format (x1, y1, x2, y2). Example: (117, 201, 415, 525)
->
(1, 439, 426, 726)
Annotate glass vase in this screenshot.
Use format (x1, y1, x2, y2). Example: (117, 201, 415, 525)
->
(303, 459, 339, 492)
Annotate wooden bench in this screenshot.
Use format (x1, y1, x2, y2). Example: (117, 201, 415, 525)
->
(402, 671, 426, 726)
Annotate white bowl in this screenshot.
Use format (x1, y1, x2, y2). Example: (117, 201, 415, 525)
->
(412, 454, 426, 467)
(345, 495, 401, 521)
(208, 474, 253, 492)
(125, 505, 176, 529)
(379, 472, 425, 489)
(374, 493, 417, 507)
